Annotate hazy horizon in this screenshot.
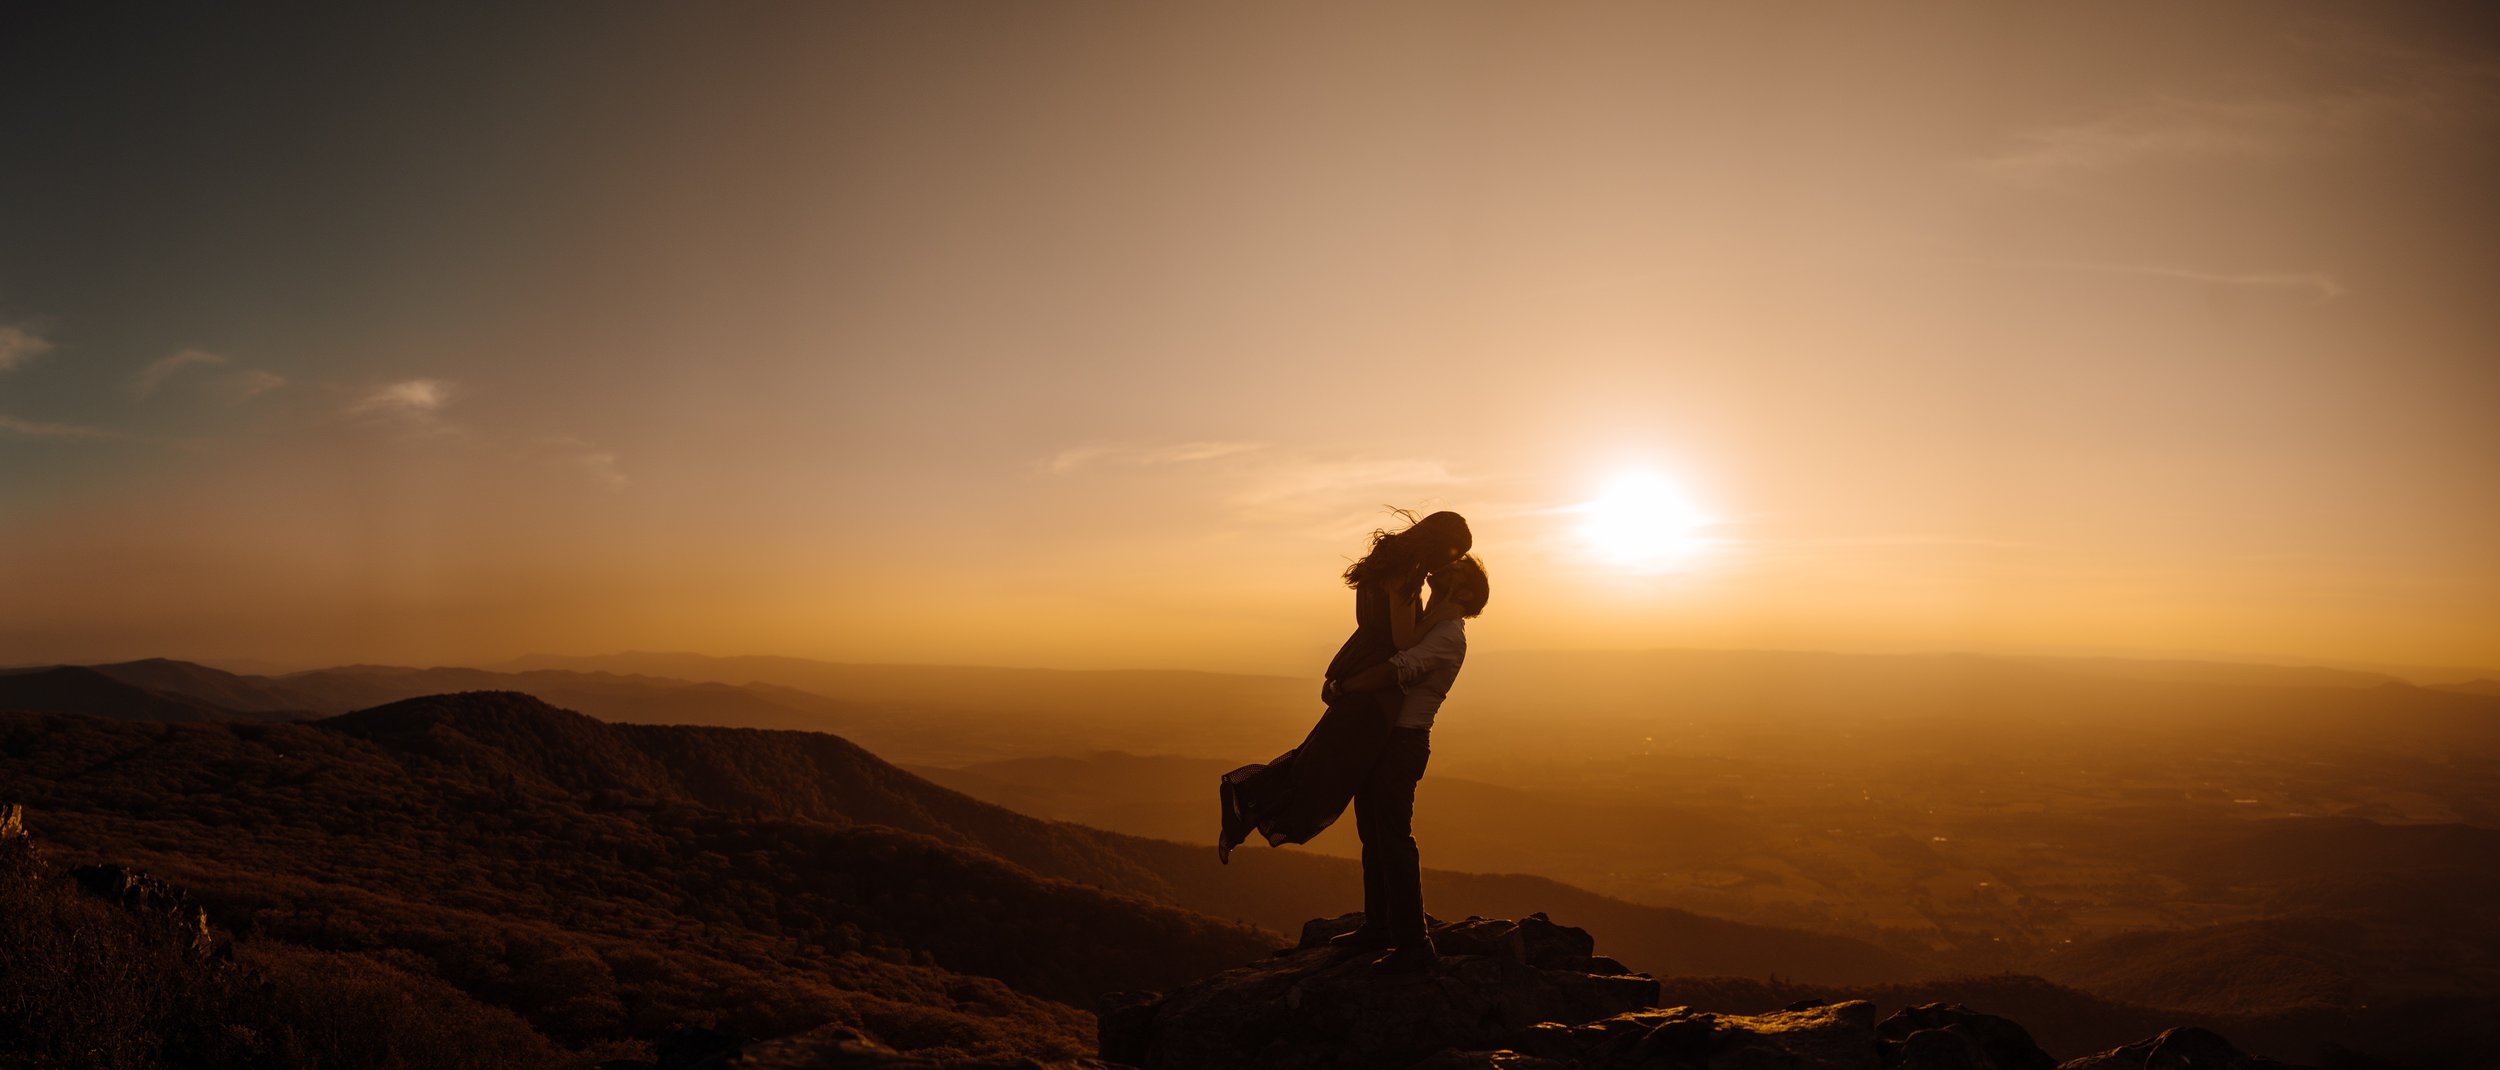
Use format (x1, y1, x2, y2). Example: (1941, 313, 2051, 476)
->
(6, 3, 2496, 676)
(15, 641, 2496, 694)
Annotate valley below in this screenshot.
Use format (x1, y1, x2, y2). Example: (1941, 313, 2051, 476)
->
(5, 648, 2496, 1067)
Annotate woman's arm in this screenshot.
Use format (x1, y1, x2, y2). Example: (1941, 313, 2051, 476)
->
(1386, 570, 1429, 649)
(1398, 597, 1473, 649)
(1341, 618, 1461, 702)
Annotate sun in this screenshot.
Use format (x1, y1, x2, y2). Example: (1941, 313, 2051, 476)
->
(1575, 470, 1713, 571)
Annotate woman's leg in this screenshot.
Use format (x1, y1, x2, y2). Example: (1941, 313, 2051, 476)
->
(1236, 693, 1399, 848)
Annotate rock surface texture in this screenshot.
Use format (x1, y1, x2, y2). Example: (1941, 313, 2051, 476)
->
(1100, 914, 2311, 1070)
(726, 1023, 1117, 1069)
(1099, 912, 1659, 1070)
(628, 1024, 1120, 1070)
(2056, 1026, 2298, 1070)
(1429, 999, 2076, 1069)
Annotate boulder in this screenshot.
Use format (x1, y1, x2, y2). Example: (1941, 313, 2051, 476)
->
(1488, 1000, 1885, 1070)
(2057, 1027, 2300, 1070)
(67, 862, 222, 961)
(1431, 913, 1602, 972)
(731, 1022, 1108, 1069)
(1878, 1003, 2057, 1070)
(628, 1023, 1113, 1070)
(1103, 912, 1658, 1070)
(1407, 1053, 1576, 1070)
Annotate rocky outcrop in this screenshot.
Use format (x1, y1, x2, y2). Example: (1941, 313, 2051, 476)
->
(1881, 1002, 2059, 1070)
(1418, 999, 2061, 1070)
(2057, 1027, 2298, 1070)
(1100, 914, 2308, 1070)
(731, 1023, 1115, 1069)
(1099, 912, 1659, 1070)
(621, 1023, 1118, 1070)
(1433, 1000, 1883, 1069)
(1, 804, 222, 962)
(69, 862, 224, 961)
(0, 803, 36, 885)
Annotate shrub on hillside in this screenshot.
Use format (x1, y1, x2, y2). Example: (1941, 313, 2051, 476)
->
(0, 817, 588, 1069)
(0, 856, 247, 1068)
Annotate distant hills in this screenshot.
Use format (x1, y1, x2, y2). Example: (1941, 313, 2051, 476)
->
(0, 693, 1264, 1062)
(16, 647, 2498, 769)
(6, 649, 2498, 1065)
(0, 664, 302, 723)
(0, 689, 1927, 1063)
(4, 653, 1322, 766)
(0, 681, 1926, 981)
(503, 647, 2484, 690)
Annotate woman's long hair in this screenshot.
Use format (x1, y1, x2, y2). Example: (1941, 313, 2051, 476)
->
(1343, 509, 1472, 588)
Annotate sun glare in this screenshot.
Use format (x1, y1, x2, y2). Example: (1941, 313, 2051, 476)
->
(1575, 470, 1714, 572)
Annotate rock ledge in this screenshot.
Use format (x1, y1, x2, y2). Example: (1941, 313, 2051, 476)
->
(1099, 913, 2305, 1070)
(1100, 912, 1657, 1070)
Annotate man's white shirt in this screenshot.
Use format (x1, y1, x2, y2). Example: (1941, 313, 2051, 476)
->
(1386, 618, 1466, 730)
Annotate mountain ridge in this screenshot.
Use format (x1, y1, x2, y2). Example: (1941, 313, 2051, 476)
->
(0, 695, 1278, 1060)
(0, 665, 298, 723)
(4, 689, 2476, 1065)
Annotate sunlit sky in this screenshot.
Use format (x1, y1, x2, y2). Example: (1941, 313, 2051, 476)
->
(4, 3, 2496, 675)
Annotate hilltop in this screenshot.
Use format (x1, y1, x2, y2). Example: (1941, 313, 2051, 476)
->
(0, 695, 1267, 1061)
(0, 691, 1920, 1063)
(7, 806, 2348, 1070)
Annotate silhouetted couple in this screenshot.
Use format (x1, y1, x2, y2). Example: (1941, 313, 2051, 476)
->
(1219, 509, 1488, 973)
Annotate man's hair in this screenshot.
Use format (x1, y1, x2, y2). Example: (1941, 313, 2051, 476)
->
(1432, 555, 1490, 617)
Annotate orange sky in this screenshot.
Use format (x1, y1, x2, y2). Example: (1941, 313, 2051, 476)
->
(3, 3, 2496, 675)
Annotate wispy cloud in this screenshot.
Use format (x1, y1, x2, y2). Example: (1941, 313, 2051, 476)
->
(2013, 259, 2346, 300)
(223, 369, 288, 401)
(348, 378, 456, 419)
(133, 348, 227, 397)
(1042, 439, 1466, 529)
(1225, 456, 1467, 523)
(1975, 96, 2296, 183)
(530, 435, 628, 489)
(1974, 47, 2500, 185)
(132, 349, 287, 402)
(1043, 440, 1265, 475)
(0, 414, 118, 440)
(0, 326, 53, 372)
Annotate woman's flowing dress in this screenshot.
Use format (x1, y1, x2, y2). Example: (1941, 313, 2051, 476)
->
(1222, 580, 1407, 846)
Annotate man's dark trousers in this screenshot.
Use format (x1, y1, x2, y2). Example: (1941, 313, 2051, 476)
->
(1353, 726, 1431, 944)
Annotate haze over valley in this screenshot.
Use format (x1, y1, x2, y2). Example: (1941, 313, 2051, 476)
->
(8, 645, 2499, 1065)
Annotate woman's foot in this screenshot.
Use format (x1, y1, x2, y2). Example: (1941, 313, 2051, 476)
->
(1217, 780, 1244, 864)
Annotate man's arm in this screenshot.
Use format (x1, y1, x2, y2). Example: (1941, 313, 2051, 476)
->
(1391, 620, 1464, 680)
(1343, 620, 1462, 694)
(1338, 659, 1401, 693)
